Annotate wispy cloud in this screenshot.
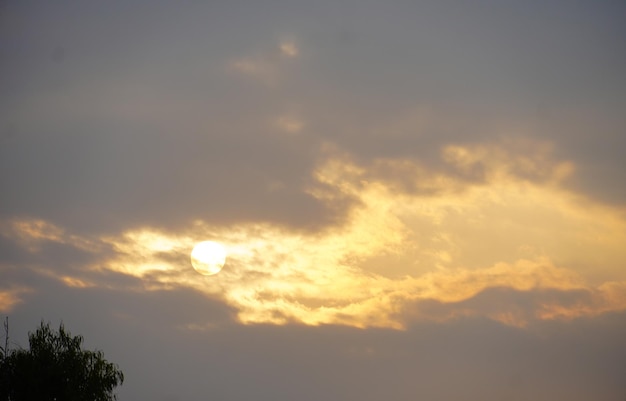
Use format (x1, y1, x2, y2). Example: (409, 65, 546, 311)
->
(228, 37, 300, 86)
(279, 39, 299, 58)
(0, 286, 32, 313)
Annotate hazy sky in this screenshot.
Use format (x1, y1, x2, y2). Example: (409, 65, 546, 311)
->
(2, 1, 626, 400)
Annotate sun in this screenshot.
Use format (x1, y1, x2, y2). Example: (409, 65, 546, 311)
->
(190, 241, 227, 275)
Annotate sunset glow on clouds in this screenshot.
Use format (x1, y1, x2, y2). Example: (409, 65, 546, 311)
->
(2, 1, 625, 399)
(4, 140, 625, 329)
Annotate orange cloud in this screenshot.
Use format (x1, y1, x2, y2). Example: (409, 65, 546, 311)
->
(0, 286, 32, 313)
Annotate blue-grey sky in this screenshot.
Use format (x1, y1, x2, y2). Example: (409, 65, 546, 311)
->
(2, 1, 626, 399)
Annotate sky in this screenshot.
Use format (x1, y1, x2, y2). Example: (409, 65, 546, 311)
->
(1, 0, 626, 399)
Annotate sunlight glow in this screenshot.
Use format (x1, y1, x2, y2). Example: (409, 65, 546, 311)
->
(10, 140, 626, 329)
(191, 241, 227, 276)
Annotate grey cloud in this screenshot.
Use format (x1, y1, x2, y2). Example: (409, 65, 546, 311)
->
(6, 275, 238, 347)
(0, 113, 343, 234)
(1, 238, 103, 271)
(406, 286, 597, 325)
(6, 294, 625, 401)
(297, 0, 626, 203)
(2, 0, 625, 239)
(3, 238, 624, 400)
(0, 226, 116, 284)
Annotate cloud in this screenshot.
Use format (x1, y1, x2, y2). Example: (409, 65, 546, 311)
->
(2, 2, 625, 400)
(11, 290, 625, 401)
(274, 115, 305, 134)
(228, 37, 300, 86)
(229, 58, 278, 85)
(105, 143, 626, 327)
(5, 139, 624, 328)
(0, 218, 100, 253)
(279, 39, 299, 58)
(406, 283, 626, 327)
(0, 286, 32, 313)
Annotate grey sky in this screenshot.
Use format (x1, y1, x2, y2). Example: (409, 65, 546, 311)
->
(2, 1, 626, 399)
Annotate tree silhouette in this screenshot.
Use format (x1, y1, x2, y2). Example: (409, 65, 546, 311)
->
(0, 320, 124, 401)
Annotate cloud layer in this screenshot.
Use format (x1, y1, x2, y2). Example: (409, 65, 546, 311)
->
(3, 139, 625, 329)
(2, 1, 625, 399)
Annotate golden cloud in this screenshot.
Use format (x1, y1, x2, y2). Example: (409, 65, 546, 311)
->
(6, 141, 626, 329)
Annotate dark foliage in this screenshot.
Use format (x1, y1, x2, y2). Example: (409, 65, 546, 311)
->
(0, 321, 123, 401)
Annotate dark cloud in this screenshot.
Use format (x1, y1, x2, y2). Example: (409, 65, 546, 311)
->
(6, 300, 625, 401)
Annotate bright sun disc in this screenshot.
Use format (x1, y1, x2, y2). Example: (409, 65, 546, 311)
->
(191, 241, 227, 275)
